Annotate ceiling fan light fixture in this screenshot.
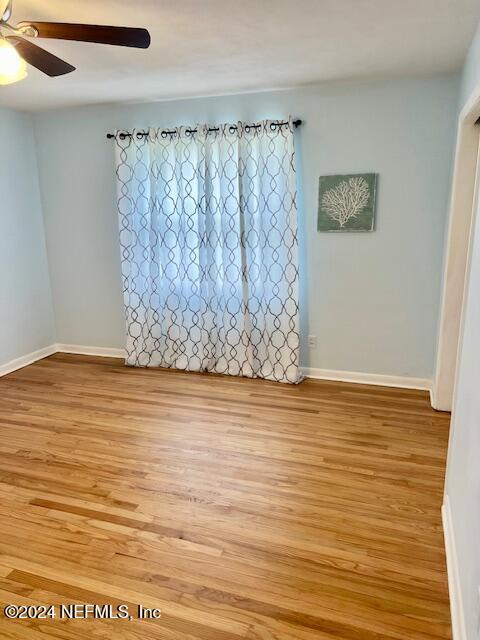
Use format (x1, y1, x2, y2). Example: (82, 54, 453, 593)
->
(0, 0, 151, 81)
(0, 38, 27, 84)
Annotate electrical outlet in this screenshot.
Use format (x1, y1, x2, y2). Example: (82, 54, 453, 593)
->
(308, 335, 317, 349)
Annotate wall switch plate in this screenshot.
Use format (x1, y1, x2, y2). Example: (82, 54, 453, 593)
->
(308, 335, 317, 349)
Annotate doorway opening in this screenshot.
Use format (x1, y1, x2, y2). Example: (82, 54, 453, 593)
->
(433, 94, 480, 411)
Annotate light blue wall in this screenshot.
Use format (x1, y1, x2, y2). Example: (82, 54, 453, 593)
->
(0, 108, 55, 366)
(446, 187, 480, 640)
(33, 74, 458, 377)
(445, 21, 480, 640)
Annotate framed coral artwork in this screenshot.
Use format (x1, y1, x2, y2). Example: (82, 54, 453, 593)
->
(317, 173, 377, 232)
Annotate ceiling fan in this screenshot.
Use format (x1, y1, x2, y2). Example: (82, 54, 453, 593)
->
(0, 0, 150, 84)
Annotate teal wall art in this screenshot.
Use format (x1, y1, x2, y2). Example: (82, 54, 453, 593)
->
(318, 173, 377, 232)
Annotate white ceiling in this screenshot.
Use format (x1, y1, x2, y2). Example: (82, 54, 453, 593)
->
(0, 0, 479, 112)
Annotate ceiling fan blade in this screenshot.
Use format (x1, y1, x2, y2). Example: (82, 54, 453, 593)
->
(6, 36, 75, 77)
(2, 0, 13, 21)
(17, 22, 151, 49)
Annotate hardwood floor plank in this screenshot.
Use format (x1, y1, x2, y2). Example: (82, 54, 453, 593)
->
(0, 354, 451, 639)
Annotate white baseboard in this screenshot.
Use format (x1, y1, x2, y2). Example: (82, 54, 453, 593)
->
(53, 355, 431, 391)
(429, 385, 452, 412)
(1, 346, 431, 393)
(55, 344, 125, 358)
(301, 367, 431, 391)
(0, 344, 57, 377)
(442, 496, 466, 640)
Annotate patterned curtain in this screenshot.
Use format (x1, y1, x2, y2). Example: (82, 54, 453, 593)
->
(114, 119, 301, 383)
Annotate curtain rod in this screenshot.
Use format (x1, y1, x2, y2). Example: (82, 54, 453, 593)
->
(106, 119, 302, 139)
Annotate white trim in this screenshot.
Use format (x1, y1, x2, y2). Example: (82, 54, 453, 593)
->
(55, 344, 125, 358)
(429, 386, 437, 409)
(442, 496, 466, 640)
(0, 344, 57, 377)
(302, 367, 431, 390)
(434, 84, 480, 412)
(1, 346, 430, 391)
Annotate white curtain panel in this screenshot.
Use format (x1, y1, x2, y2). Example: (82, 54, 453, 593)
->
(114, 119, 301, 383)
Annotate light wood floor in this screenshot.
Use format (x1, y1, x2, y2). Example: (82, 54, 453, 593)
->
(0, 353, 451, 639)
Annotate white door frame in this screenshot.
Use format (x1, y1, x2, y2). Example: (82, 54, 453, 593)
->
(433, 87, 480, 411)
